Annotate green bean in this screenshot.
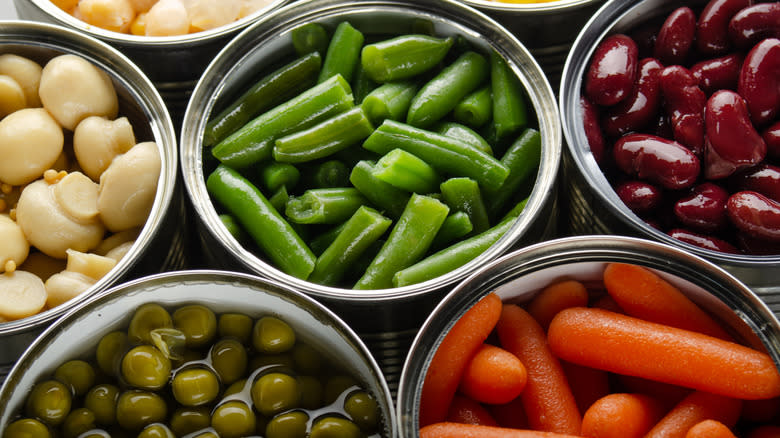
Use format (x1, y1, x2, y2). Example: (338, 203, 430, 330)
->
(268, 186, 290, 213)
(354, 194, 449, 289)
(348, 160, 410, 219)
(439, 177, 490, 234)
(430, 211, 473, 249)
(260, 162, 300, 192)
(361, 34, 454, 82)
(490, 51, 528, 143)
(203, 52, 321, 147)
(211, 74, 354, 169)
(372, 148, 440, 194)
(291, 22, 329, 56)
(484, 128, 541, 218)
(435, 121, 492, 155)
(310, 159, 351, 189)
(207, 164, 316, 279)
(219, 214, 246, 241)
(273, 107, 374, 163)
(407, 51, 489, 128)
(361, 80, 418, 125)
(363, 119, 509, 190)
(309, 206, 392, 286)
(285, 188, 367, 225)
(318, 21, 364, 84)
(453, 85, 492, 128)
(308, 222, 347, 256)
(351, 64, 378, 104)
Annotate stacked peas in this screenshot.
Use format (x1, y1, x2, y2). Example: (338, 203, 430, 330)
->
(4, 303, 382, 438)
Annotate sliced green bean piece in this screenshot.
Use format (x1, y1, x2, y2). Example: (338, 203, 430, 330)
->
(363, 119, 509, 190)
(430, 211, 473, 249)
(311, 160, 351, 189)
(439, 177, 490, 234)
(407, 51, 489, 128)
(436, 122, 493, 155)
(484, 128, 541, 218)
(309, 222, 347, 256)
(354, 194, 449, 289)
(361, 34, 454, 83)
(309, 206, 392, 286)
(372, 148, 440, 194)
(260, 162, 300, 192)
(291, 22, 329, 56)
(269, 186, 289, 213)
(348, 160, 410, 219)
(352, 64, 378, 104)
(286, 188, 367, 225)
(219, 214, 245, 241)
(490, 51, 528, 143)
(212, 74, 354, 169)
(361, 80, 419, 125)
(273, 107, 374, 163)
(318, 21, 364, 83)
(453, 85, 492, 128)
(204, 52, 321, 147)
(207, 165, 315, 279)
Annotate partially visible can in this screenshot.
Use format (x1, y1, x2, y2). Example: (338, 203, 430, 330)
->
(0, 21, 182, 382)
(397, 235, 780, 436)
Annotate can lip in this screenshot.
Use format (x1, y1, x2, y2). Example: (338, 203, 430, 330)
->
(458, 0, 604, 14)
(0, 20, 179, 335)
(181, 0, 562, 301)
(558, 0, 780, 267)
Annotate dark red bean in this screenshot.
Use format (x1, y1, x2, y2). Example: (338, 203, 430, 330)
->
(728, 2, 780, 49)
(585, 34, 639, 106)
(697, 0, 754, 55)
(654, 112, 674, 139)
(726, 190, 780, 241)
(737, 37, 780, 127)
(613, 133, 700, 190)
(763, 120, 780, 159)
(654, 6, 697, 65)
(732, 163, 780, 202)
(615, 180, 663, 214)
(603, 58, 664, 138)
(580, 95, 606, 164)
(668, 228, 741, 253)
(673, 182, 730, 232)
(736, 231, 780, 254)
(703, 90, 767, 179)
(659, 65, 707, 155)
(690, 53, 744, 95)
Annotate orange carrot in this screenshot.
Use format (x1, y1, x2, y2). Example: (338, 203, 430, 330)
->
(419, 422, 583, 438)
(580, 393, 666, 438)
(560, 360, 611, 415)
(547, 307, 780, 400)
(590, 294, 623, 313)
(459, 343, 527, 405)
(446, 394, 499, 426)
(496, 304, 582, 435)
(747, 425, 780, 438)
(420, 293, 503, 427)
(526, 280, 588, 331)
(487, 396, 529, 430)
(602, 263, 732, 341)
(644, 391, 743, 438)
(684, 419, 737, 438)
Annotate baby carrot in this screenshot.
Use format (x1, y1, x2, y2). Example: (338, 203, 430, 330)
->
(526, 280, 588, 331)
(459, 343, 527, 405)
(487, 396, 529, 430)
(496, 304, 582, 435)
(420, 293, 503, 427)
(644, 391, 743, 438)
(684, 419, 737, 438)
(581, 393, 666, 438)
(419, 422, 582, 438)
(446, 394, 499, 426)
(560, 361, 610, 415)
(547, 307, 780, 400)
(603, 263, 732, 341)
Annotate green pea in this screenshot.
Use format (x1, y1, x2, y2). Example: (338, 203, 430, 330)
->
(252, 316, 296, 354)
(211, 401, 256, 438)
(297, 375, 324, 409)
(218, 313, 254, 345)
(344, 390, 379, 432)
(149, 327, 187, 361)
(171, 367, 220, 406)
(84, 384, 119, 426)
(25, 380, 72, 427)
(4, 418, 51, 438)
(115, 390, 168, 431)
(291, 342, 322, 375)
(265, 411, 309, 438)
(250, 372, 301, 417)
(309, 416, 362, 438)
(173, 304, 217, 349)
(61, 408, 96, 438)
(128, 303, 173, 345)
(54, 360, 96, 397)
(190, 431, 219, 438)
(138, 423, 175, 438)
(169, 406, 211, 436)
(323, 375, 358, 404)
(95, 331, 128, 377)
(222, 378, 248, 398)
(120, 345, 171, 390)
(210, 338, 248, 385)
(250, 353, 295, 371)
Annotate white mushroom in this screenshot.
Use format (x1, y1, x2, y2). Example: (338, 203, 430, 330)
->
(105, 240, 134, 261)
(0, 53, 43, 108)
(184, 0, 241, 31)
(94, 227, 140, 255)
(77, 0, 136, 34)
(64, 248, 117, 280)
(45, 270, 95, 309)
(0, 75, 27, 118)
(98, 141, 161, 232)
(0, 270, 47, 320)
(145, 0, 190, 36)
(0, 214, 29, 273)
(73, 116, 136, 181)
(38, 54, 119, 131)
(0, 108, 64, 186)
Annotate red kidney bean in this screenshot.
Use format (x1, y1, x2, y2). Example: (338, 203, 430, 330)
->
(690, 53, 744, 95)
(673, 182, 730, 232)
(726, 190, 780, 241)
(728, 2, 780, 49)
(615, 180, 663, 214)
(697, 0, 754, 55)
(736, 231, 780, 254)
(580, 95, 606, 164)
(703, 89, 767, 179)
(763, 120, 780, 159)
(602, 58, 664, 138)
(612, 133, 700, 190)
(668, 228, 741, 253)
(654, 112, 674, 139)
(654, 6, 697, 65)
(659, 65, 707, 155)
(585, 34, 639, 106)
(732, 163, 780, 201)
(737, 37, 780, 127)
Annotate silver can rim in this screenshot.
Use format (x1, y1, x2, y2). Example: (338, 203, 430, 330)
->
(458, 0, 605, 14)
